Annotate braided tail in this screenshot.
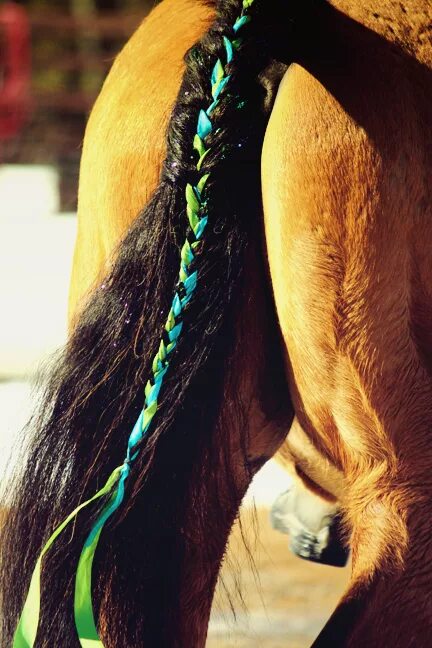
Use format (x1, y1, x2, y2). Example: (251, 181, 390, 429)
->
(12, 1, 267, 646)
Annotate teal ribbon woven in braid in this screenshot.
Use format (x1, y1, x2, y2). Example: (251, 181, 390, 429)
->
(12, 1, 255, 646)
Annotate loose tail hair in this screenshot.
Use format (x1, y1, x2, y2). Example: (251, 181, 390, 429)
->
(0, 0, 294, 646)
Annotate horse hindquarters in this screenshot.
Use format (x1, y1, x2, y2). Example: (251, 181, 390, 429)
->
(262, 10, 432, 643)
(72, 0, 292, 506)
(66, 2, 292, 644)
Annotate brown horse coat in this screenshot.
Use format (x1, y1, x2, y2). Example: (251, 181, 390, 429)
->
(70, 0, 432, 645)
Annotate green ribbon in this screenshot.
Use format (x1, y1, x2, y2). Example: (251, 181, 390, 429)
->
(74, 462, 130, 647)
(13, 467, 123, 648)
(12, 1, 257, 644)
(74, 527, 104, 648)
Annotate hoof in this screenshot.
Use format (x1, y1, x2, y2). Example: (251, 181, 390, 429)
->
(289, 523, 349, 568)
(270, 487, 349, 568)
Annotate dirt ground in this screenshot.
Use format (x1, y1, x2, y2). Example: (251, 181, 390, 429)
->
(207, 507, 350, 648)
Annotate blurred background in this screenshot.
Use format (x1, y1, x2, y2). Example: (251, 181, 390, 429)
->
(0, 1, 348, 645)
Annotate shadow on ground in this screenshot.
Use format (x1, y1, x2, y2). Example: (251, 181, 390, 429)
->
(208, 507, 349, 647)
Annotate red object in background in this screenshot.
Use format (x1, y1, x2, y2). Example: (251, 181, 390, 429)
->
(0, 2, 31, 141)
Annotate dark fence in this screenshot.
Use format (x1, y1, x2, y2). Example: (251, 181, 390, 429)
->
(29, 8, 144, 113)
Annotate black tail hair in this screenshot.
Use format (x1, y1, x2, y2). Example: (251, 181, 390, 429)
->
(0, 1, 296, 645)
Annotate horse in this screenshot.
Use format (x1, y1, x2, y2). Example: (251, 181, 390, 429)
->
(1, 0, 431, 646)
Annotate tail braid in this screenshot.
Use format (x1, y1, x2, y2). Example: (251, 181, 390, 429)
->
(12, 1, 261, 646)
(132, 0, 256, 456)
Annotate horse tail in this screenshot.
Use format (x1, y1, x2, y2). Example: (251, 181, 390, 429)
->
(0, 0, 297, 645)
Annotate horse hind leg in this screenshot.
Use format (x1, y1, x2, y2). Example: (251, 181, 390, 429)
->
(271, 477, 348, 568)
(273, 419, 348, 567)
